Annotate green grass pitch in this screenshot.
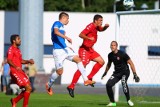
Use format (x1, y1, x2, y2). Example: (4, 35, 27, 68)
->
(1, 93, 160, 107)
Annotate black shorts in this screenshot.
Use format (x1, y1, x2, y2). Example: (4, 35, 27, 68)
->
(112, 69, 130, 80)
(106, 69, 130, 86)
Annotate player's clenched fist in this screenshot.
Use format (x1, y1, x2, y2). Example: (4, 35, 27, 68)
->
(29, 59, 34, 64)
(104, 23, 109, 27)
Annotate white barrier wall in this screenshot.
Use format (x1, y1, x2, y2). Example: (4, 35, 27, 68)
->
(2, 11, 160, 85)
(43, 12, 116, 84)
(119, 14, 160, 85)
(0, 11, 4, 64)
(1, 11, 120, 84)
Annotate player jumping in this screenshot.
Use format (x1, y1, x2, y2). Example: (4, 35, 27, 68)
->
(67, 14, 109, 98)
(45, 12, 95, 96)
(7, 34, 34, 107)
(101, 41, 140, 106)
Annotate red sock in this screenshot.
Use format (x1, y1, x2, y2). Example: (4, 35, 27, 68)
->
(23, 91, 30, 107)
(87, 63, 103, 79)
(13, 91, 24, 103)
(68, 70, 81, 89)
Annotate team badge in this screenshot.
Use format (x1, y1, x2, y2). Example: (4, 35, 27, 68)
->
(117, 56, 120, 60)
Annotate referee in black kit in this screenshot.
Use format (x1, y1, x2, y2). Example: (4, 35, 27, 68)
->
(101, 41, 140, 107)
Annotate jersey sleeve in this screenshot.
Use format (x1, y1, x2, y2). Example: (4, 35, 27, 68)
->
(51, 21, 60, 31)
(7, 47, 13, 60)
(108, 53, 112, 63)
(54, 21, 60, 29)
(81, 24, 92, 35)
(123, 52, 130, 62)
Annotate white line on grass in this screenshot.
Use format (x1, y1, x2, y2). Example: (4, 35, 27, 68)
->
(139, 101, 160, 104)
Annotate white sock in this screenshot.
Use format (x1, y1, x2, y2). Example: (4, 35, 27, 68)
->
(48, 72, 59, 88)
(77, 62, 88, 81)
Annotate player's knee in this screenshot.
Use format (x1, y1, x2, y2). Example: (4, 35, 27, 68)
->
(101, 60, 105, 65)
(58, 72, 63, 75)
(56, 69, 63, 75)
(25, 85, 32, 92)
(106, 81, 114, 88)
(73, 56, 81, 63)
(98, 60, 105, 65)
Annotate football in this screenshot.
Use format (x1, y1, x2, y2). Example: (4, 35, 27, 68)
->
(123, 0, 134, 9)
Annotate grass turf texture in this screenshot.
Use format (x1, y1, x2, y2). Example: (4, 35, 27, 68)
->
(1, 93, 160, 107)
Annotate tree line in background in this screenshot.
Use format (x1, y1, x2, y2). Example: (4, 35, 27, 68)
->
(0, 0, 156, 12)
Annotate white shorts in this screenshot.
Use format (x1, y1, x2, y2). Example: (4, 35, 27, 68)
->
(53, 47, 77, 70)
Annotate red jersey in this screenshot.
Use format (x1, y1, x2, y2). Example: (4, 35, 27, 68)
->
(81, 23, 98, 48)
(7, 45, 22, 71)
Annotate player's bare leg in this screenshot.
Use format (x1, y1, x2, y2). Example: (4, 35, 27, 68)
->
(46, 69, 61, 95)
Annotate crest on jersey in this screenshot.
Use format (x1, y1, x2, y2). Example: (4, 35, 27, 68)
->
(117, 56, 120, 60)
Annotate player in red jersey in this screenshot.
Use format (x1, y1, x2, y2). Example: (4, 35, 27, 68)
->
(67, 14, 109, 97)
(7, 34, 34, 107)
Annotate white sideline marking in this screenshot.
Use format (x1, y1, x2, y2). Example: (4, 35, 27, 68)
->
(139, 101, 160, 104)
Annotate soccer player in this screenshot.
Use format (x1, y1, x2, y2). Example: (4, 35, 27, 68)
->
(67, 14, 109, 98)
(45, 12, 95, 96)
(101, 41, 140, 106)
(7, 34, 34, 107)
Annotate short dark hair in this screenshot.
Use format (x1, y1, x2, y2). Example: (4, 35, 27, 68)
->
(10, 34, 19, 44)
(93, 14, 103, 22)
(111, 41, 118, 46)
(59, 12, 69, 20)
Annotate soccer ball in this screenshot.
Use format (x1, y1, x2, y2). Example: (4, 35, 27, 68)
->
(123, 0, 134, 9)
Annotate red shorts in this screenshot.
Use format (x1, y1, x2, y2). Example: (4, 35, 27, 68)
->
(10, 69, 30, 88)
(79, 47, 100, 66)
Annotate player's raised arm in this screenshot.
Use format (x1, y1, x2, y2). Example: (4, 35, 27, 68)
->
(97, 23, 109, 32)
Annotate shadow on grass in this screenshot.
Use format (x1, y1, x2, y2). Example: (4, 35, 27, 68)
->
(98, 103, 107, 106)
